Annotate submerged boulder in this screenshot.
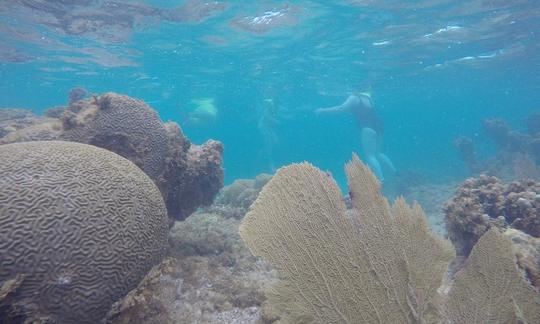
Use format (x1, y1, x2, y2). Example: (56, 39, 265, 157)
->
(0, 141, 168, 323)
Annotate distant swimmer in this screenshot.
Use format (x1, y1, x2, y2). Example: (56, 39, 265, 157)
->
(315, 92, 396, 182)
(184, 98, 218, 126)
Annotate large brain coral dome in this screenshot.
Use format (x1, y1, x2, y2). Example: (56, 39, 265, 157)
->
(61, 92, 168, 179)
(0, 141, 168, 323)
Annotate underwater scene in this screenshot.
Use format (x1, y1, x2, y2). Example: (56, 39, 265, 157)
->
(1, 0, 540, 323)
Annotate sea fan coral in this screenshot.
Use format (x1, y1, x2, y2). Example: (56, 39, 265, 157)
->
(240, 155, 455, 323)
(240, 155, 540, 323)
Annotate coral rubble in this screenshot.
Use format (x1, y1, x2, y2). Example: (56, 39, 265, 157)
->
(0, 141, 168, 323)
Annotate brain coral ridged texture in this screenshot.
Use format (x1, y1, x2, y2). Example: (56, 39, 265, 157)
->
(0, 141, 168, 323)
(61, 92, 168, 179)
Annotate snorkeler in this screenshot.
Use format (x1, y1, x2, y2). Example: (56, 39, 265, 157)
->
(315, 92, 396, 182)
(183, 98, 218, 126)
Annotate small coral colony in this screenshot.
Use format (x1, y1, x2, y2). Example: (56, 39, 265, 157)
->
(1, 89, 540, 323)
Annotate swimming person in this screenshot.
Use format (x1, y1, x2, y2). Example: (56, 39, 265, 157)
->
(315, 92, 396, 182)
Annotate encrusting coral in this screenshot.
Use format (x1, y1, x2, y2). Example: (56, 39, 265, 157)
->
(0, 141, 168, 324)
(240, 154, 540, 323)
(444, 175, 540, 256)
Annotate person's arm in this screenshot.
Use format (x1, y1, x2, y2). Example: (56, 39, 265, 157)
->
(314, 104, 347, 115)
(314, 95, 356, 115)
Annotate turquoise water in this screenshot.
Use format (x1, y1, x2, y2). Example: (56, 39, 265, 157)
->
(1, 0, 540, 188)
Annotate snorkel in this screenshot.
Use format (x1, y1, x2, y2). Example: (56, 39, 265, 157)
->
(357, 87, 374, 108)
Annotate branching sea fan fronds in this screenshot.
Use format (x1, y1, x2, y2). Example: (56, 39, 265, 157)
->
(239, 154, 540, 323)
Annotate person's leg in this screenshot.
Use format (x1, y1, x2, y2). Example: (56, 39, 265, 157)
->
(361, 127, 384, 181)
(366, 155, 384, 181)
(377, 153, 396, 174)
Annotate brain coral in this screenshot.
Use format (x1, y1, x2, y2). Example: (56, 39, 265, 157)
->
(60, 92, 168, 179)
(0, 141, 168, 323)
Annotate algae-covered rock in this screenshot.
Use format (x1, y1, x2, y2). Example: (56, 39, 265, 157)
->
(0, 141, 168, 323)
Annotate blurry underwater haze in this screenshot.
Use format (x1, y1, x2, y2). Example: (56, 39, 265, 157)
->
(1, 0, 540, 188)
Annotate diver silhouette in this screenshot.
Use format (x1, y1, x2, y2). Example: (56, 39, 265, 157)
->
(315, 92, 396, 182)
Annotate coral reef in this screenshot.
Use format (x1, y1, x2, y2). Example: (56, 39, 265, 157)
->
(239, 156, 540, 323)
(0, 108, 47, 138)
(68, 87, 88, 105)
(107, 208, 275, 323)
(0, 141, 168, 324)
(453, 136, 479, 174)
(241, 155, 455, 323)
(444, 175, 540, 255)
(444, 175, 506, 255)
(205, 173, 272, 219)
(455, 111, 540, 179)
(0, 117, 63, 144)
(106, 172, 277, 323)
(483, 118, 512, 148)
(157, 122, 224, 220)
(169, 213, 241, 257)
(106, 254, 270, 324)
(0, 93, 225, 221)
